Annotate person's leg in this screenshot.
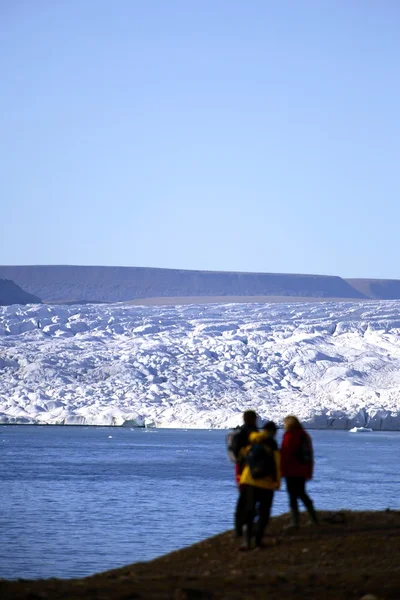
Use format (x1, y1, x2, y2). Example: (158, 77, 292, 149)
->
(255, 488, 274, 547)
(285, 476, 300, 528)
(234, 485, 247, 537)
(243, 485, 257, 549)
(297, 478, 319, 524)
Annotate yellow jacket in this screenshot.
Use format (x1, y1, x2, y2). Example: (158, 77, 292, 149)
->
(239, 431, 281, 490)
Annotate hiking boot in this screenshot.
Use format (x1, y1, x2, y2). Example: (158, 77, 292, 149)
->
(307, 506, 319, 526)
(283, 523, 299, 533)
(233, 524, 247, 539)
(255, 541, 267, 550)
(238, 542, 251, 552)
(283, 511, 299, 532)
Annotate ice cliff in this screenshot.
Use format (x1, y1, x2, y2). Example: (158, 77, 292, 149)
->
(0, 300, 399, 429)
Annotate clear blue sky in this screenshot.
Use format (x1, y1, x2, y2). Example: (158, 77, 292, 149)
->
(1, 0, 399, 278)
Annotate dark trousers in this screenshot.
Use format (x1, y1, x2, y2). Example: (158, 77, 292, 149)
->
(243, 484, 274, 547)
(286, 476, 318, 525)
(235, 486, 247, 536)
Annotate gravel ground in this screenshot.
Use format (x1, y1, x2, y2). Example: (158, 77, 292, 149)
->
(2, 511, 400, 599)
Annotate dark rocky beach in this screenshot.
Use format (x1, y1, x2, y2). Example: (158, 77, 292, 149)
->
(2, 510, 399, 599)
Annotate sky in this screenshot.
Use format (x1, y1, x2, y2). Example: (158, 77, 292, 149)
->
(1, 0, 399, 279)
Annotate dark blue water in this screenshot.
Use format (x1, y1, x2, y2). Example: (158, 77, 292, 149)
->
(0, 426, 399, 580)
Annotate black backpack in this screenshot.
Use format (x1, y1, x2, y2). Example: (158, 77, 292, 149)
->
(296, 433, 313, 464)
(246, 440, 276, 480)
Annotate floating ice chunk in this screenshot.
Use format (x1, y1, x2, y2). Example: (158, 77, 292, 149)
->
(349, 427, 373, 433)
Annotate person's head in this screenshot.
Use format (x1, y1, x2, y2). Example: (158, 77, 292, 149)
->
(283, 415, 302, 432)
(263, 420, 277, 438)
(243, 410, 257, 427)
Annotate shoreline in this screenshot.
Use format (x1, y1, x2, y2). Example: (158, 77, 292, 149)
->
(1, 510, 399, 599)
(1, 422, 400, 432)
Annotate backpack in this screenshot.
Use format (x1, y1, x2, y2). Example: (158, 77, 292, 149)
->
(246, 441, 276, 480)
(226, 427, 247, 463)
(296, 433, 313, 464)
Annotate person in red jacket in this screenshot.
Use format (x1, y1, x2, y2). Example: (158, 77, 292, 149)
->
(280, 415, 318, 529)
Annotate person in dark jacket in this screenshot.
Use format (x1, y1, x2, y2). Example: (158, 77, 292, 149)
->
(233, 410, 258, 538)
(280, 415, 318, 529)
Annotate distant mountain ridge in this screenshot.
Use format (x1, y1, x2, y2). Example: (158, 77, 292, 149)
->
(0, 278, 42, 306)
(0, 265, 399, 304)
(347, 278, 400, 300)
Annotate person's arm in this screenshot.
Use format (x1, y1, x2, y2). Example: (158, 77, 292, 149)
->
(235, 445, 248, 484)
(280, 432, 289, 477)
(235, 461, 242, 485)
(308, 433, 314, 479)
(273, 450, 281, 489)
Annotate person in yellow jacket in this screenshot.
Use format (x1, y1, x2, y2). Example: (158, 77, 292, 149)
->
(239, 421, 280, 550)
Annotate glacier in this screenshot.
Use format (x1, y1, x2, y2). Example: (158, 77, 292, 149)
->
(1, 300, 400, 429)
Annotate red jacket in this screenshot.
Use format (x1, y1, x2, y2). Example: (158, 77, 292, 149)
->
(280, 428, 314, 479)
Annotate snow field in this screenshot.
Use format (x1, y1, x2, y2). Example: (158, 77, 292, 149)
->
(0, 301, 400, 428)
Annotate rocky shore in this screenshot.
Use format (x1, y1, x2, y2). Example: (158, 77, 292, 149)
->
(1, 511, 399, 599)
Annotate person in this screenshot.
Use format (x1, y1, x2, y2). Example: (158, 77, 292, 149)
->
(280, 415, 318, 529)
(231, 410, 258, 538)
(239, 421, 280, 550)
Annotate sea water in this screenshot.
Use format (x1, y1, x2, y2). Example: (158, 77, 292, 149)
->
(0, 426, 398, 580)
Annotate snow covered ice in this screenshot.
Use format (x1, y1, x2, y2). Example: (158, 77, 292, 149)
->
(1, 300, 400, 429)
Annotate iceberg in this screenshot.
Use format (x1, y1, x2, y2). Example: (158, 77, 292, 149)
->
(349, 427, 373, 433)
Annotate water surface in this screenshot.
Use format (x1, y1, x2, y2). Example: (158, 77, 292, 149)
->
(0, 426, 398, 580)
